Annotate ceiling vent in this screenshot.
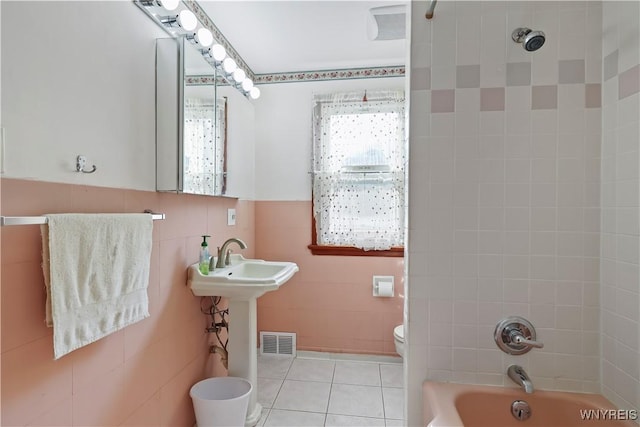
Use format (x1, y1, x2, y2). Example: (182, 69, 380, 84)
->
(368, 5, 406, 41)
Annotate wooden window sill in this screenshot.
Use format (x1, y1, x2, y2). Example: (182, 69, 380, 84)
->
(307, 244, 404, 257)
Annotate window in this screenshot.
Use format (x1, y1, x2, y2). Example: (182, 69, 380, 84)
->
(309, 90, 406, 256)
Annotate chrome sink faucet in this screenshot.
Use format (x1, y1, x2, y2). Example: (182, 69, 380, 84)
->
(508, 365, 534, 394)
(214, 238, 248, 269)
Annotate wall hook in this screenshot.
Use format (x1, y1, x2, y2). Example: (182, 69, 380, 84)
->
(76, 155, 97, 174)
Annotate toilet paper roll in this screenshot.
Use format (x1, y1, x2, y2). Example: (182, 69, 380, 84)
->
(376, 281, 394, 297)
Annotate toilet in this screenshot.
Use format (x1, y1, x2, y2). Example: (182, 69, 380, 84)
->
(393, 324, 404, 358)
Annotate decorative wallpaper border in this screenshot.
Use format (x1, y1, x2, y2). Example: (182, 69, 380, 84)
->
(254, 66, 405, 84)
(185, 75, 225, 86)
(186, 66, 406, 86)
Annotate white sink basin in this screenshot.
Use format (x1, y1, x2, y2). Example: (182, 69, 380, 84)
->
(188, 255, 299, 300)
(187, 254, 299, 425)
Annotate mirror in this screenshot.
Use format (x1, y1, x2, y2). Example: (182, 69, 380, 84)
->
(214, 84, 255, 199)
(183, 40, 227, 196)
(156, 37, 231, 197)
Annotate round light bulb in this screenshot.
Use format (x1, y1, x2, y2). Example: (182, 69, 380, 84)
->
(209, 44, 226, 62)
(195, 28, 213, 47)
(222, 57, 237, 74)
(249, 87, 261, 99)
(241, 78, 254, 92)
(178, 10, 197, 31)
(232, 68, 246, 83)
(159, 0, 180, 11)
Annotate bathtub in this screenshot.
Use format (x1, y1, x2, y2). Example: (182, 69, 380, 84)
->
(423, 381, 637, 427)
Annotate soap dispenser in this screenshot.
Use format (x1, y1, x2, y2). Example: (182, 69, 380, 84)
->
(199, 235, 211, 275)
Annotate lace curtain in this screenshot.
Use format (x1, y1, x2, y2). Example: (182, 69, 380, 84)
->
(183, 98, 225, 195)
(312, 90, 406, 250)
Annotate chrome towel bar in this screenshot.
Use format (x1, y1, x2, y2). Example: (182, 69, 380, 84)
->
(0, 212, 166, 227)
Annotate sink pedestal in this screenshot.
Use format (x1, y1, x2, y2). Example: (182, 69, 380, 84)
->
(187, 257, 299, 426)
(228, 298, 262, 426)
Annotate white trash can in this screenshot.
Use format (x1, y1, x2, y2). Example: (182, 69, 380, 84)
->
(190, 377, 252, 427)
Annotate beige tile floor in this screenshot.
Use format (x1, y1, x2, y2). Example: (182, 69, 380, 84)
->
(257, 355, 405, 426)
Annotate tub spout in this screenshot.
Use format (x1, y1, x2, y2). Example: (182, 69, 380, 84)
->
(508, 364, 533, 394)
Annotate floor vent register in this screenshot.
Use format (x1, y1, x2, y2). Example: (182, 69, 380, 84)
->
(260, 331, 296, 357)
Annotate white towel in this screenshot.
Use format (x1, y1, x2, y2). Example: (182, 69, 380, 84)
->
(41, 213, 153, 359)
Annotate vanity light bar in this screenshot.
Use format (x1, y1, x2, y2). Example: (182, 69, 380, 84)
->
(194, 28, 214, 47)
(133, 0, 260, 99)
(139, 0, 180, 10)
(201, 49, 260, 99)
(198, 46, 261, 99)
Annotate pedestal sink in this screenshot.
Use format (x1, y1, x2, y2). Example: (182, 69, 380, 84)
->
(188, 255, 299, 426)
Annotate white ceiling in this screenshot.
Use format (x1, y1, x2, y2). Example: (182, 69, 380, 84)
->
(197, 1, 408, 75)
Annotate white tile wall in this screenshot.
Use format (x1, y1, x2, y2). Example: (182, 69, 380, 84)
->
(406, 1, 607, 425)
(600, 1, 640, 414)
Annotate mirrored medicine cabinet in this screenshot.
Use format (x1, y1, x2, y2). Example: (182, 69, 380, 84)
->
(156, 37, 254, 199)
(156, 37, 224, 196)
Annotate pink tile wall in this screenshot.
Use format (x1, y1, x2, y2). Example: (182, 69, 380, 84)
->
(0, 178, 255, 426)
(254, 201, 404, 356)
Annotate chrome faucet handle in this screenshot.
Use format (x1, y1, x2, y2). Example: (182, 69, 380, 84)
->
(225, 249, 233, 266)
(511, 332, 544, 349)
(495, 316, 542, 355)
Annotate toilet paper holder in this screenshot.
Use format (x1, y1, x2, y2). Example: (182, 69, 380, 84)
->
(373, 275, 394, 297)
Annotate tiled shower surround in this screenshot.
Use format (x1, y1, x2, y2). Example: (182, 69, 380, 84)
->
(600, 1, 640, 414)
(429, 60, 600, 113)
(406, 1, 639, 425)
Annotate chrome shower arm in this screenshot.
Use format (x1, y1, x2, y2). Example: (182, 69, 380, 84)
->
(425, 0, 437, 19)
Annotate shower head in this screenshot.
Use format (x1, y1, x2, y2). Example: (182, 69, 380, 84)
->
(512, 27, 546, 52)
